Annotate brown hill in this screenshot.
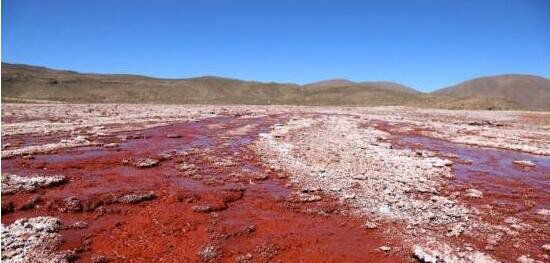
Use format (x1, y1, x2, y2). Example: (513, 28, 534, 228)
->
(303, 79, 420, 94)
(1, 63, 546, 110)
(1, 63, 422, 106)
(301, 80, 425, 106)
(1, 63, 302, 105)
(303, 79, 356, 88)
(433, 74, 550, 111)
(357, 81, 421, 94)
(419, 95, 523, 111)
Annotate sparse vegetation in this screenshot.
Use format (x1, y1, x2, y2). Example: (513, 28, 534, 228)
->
(3, 63, 548, 110)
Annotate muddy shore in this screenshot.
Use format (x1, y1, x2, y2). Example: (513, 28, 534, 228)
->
(2, 104, 549, 262)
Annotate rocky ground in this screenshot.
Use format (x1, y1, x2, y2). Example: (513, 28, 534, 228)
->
(1, 103, 549, 262)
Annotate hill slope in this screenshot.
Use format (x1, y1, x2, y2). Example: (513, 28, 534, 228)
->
(2, 63, 546, 110)
(301, 81, 425, 106)
(1, 63, 305, 105)
(1, 63, 421, 106)
(304, 79, 421, 94)
(303, 79, 356, 88)
(433, 74, 550, 110)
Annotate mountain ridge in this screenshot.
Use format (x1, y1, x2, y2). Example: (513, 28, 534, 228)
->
(2, 63, 548, 110)
(433, 74, 550, 110)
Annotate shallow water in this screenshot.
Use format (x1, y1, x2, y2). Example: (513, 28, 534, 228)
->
(2, 115, 407, 262)
(397, 134, 550, 212)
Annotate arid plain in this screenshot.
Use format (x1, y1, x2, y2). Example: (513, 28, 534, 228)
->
(1, 103, 549, 262)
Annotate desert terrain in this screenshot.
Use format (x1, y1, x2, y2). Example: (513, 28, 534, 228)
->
(4, 63, 550, 111)
(1, 103, 549, 262)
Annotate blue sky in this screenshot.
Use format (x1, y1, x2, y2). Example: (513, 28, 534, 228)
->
(2, 0, 549, 91)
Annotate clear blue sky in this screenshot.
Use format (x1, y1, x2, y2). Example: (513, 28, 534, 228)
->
(2, 0, 549, 91)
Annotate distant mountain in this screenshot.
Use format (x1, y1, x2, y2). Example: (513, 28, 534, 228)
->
(2, 63, 548, 111)
(303, 79, 356, 88)
(1, 63, 302, 105)
(1, 63, 421, 107)
(300, 79, 424, 106)
(358, 81, 421, 94)
(303, 79, 419, 94)
(433, 74, 550, 111)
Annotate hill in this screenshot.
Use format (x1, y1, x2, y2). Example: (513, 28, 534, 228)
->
(1, 63, 421, 107)
(304, 79, 420, 94)
(2, 63, 547, 110)
(1, 63, 302, 105)
(303, 79, 356, 88)
(301, 80, 425, 106)
(433, 74, 550, 111)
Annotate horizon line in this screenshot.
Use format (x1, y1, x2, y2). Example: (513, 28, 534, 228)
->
(3, 60, 548, 93)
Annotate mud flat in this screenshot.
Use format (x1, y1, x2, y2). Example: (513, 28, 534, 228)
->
(2, 103, 549, 262)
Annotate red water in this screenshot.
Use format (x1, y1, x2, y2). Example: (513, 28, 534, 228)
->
(370, 120, 550, 262)
(2, 116, 407, 262)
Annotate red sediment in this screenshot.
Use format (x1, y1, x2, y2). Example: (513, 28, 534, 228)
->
(2, 116, 407, 262)
(368, 120, 550, 262)
(1, 121, 174, 151)
(2, 131, 76, 150)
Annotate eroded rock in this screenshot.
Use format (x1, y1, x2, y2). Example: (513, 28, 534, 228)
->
(298, 193, 322, 202)
(135, 158, 159, 168)
(192, 204, 227, 213)
(2, 174, 67, 195)
(412, 244, 498, 263)
(364, 221, 378, 229)
(465, 188, 483, 198)
(379, 246, 391, 252)
(61, 196, 83, 212)
(118, 191, 156, 204)
(1, 217, 72, 263)
(198, 244, 219, 261)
